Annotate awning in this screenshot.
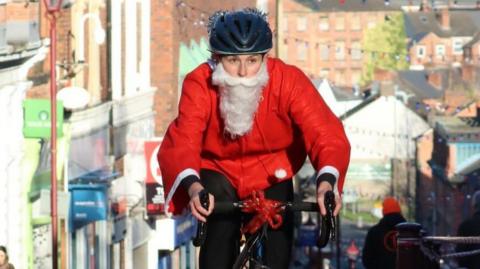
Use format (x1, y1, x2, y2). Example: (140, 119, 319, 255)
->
(70, 169, 119, 184)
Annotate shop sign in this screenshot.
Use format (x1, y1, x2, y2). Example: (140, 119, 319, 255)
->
(144, 139, 165, 215)
(69, 184, 107, 229)
(156, 213, 197, 250)
(174, 214, 196, 247)
(23, 99, 64, 138)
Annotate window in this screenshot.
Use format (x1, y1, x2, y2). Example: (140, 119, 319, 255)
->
(297, 17, 307, 32)
(416, 46, 426, 58)
(435, 44, 445, 58)
(351, 69, 362, 85)
(351, 41, 362, 60)
(335, 15, 345, 31)
(335, 41, 345, 60)
(319, 16, 329, 31)
(297, 41, 307, 61)
(367, 15, 376, 29)
(351, 14, 361, 31)
(335, 69, 346, 85)
(320, 44, 329, 60)
(452, 39, 463, 55)
(320, 68, 330, 78)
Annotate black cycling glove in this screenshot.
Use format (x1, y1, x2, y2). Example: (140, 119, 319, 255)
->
(181, 175, 202, 192)
(316, 173, 336, 190)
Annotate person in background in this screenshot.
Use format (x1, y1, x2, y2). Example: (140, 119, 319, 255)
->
(362, 197, 406, 269)
(0, 246, 15, 269)
(158, 7, 351, 269)
(456, 190, 480, 269)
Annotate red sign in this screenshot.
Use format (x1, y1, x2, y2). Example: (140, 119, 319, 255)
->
(144, 139, 165, 215)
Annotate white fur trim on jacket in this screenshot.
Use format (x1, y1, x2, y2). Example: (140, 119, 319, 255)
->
(317, 166, 340, 196)
(164, 168, 199, 218)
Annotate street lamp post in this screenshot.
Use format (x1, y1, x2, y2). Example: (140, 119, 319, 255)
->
(42, 1, 63, 269)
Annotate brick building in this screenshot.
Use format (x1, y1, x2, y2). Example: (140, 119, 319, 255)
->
(464, 32, 480, 65)
(405, 7, 480, 69)
(152, 0, 277, 136)
(278, 0, 400, 87)
(416, 115, 480, 235)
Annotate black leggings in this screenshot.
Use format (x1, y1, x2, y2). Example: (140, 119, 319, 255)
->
(198, 169, 294, 269)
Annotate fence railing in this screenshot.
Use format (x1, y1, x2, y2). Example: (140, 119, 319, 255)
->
(396, 222, 480, 269)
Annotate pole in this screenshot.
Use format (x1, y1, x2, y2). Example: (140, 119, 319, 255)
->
(396, 222, 422, 269)
(43, 3, 63, 269)
(49, 16, 59, 269)
(396, 222, 439, 269)
(336, 215, 341, 269)
(406, 107, 412, 220)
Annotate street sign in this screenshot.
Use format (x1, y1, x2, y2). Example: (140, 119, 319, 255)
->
(156, 214, 197, 250)
(69, 184, 108, 230)
(23, 99, 63, 138)
(144, 139, 165, 215)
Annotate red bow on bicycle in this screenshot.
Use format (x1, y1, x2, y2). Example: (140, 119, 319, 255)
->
(240, 190, 284, 234)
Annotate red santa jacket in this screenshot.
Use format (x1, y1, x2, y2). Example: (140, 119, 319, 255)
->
(158, 57, 350, 215)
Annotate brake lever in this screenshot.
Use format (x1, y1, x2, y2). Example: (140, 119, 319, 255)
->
(318, 190, 335, 248)
(325, 191, 336, 242)
(192, 189, 210, 247)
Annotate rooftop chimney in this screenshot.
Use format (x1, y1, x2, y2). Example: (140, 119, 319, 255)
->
(426, 71, 443, 89)
(421, 0, 431, 11)
(439, 8, 450, 30)
(462, 65, 474, 81)
(374, 68, 395, 82)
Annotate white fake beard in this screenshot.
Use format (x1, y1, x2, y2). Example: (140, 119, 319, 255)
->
(212, 61, 269, 138)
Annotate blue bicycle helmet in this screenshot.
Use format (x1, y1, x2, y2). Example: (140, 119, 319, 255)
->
(208, 8, 272, 55)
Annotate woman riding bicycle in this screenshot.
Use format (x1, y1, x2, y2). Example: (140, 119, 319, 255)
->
(158, 8, 351, 269)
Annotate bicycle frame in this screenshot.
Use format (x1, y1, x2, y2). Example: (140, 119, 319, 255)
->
(193, 190, 336, 268)
(233, 224, 269, 269)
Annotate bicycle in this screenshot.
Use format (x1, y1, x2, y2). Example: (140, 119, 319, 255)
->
(192, 189, 337, 269)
